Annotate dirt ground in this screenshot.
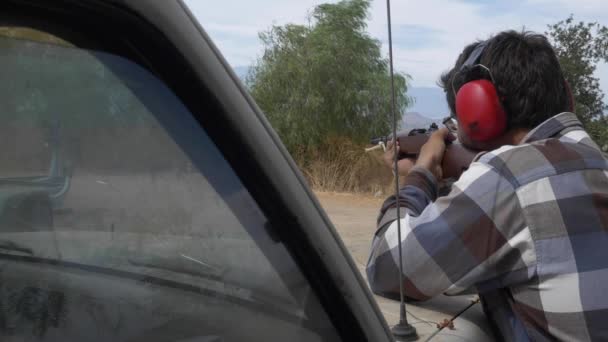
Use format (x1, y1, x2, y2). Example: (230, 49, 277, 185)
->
(314, 191, 383, 268)
(315, 191, 494, 341)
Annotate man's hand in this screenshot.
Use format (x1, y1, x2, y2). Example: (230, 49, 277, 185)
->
(383, 140, 415, 176)
(415, 127, 453, 180)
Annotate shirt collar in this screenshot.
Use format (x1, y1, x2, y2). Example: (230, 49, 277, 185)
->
(520, 112, 583, 144)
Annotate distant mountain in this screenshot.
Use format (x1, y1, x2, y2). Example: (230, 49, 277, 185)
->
(401, 112, 440, 131)
(407, 87, 450, 119)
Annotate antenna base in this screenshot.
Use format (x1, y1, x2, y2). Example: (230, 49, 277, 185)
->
(391, 321, 418, 341)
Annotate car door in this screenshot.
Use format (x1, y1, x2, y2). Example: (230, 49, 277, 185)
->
(0, 0, 392, 341)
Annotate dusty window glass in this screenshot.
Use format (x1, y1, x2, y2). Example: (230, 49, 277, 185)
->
(0, 30, 340, 341)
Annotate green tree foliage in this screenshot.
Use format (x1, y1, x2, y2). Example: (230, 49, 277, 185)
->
(546, 15, 608, 147)
(247, 0, 411, 154)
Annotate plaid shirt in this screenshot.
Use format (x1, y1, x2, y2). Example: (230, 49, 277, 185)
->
(366, 112, 608, 341)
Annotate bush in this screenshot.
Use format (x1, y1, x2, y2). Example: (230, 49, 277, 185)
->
(296, 135, 392, 194)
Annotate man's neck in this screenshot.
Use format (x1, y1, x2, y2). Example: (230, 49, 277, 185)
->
(508, 128, 531, 145)
(487, 128, 531, 148)
(460, 128, 531, 151)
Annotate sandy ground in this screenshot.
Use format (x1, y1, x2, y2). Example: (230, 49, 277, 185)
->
(315, 191, 494, 341)
(313, 191, 383, 268)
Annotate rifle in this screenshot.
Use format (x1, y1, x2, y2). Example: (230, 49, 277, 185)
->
(366, 119, 478, 180)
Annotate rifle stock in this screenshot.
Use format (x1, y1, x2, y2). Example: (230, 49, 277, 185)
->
(398, 134, 477, 179)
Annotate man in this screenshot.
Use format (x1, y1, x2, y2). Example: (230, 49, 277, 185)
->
(366, 30, 608, 341)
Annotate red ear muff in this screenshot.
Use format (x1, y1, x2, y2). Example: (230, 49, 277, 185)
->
(455, 79, 507, 142)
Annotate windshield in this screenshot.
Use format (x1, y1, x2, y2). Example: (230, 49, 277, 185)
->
(0, 30, 340, 341)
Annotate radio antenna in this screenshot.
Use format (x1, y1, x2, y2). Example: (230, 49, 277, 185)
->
(385, 0, 418, 340)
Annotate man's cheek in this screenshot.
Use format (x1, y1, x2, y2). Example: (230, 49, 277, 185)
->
(457, 129, 474, 147)
(457, 129, 488, 151)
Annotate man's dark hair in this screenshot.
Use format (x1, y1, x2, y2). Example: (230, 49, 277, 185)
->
(439, 30, 571, 129)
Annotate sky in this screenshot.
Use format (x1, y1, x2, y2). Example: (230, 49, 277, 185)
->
(186, 0, 608, 116)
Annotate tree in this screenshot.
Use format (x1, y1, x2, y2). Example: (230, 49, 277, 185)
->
(247, 0, 411, 155)
(546, 15, 608, 147)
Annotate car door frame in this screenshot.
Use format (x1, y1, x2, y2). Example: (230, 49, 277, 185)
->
(0, 0, 393, 341)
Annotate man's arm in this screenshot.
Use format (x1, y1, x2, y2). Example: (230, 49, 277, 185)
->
(366, 161, 535, 301)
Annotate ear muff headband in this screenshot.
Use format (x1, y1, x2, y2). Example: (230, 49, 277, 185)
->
(453, 41, 507, 142)
(460, 41, 488, 71)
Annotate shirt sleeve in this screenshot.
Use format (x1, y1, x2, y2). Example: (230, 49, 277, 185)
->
(366, 162, 535, 301)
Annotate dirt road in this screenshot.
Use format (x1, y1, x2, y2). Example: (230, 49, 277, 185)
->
(314, 192, 382, 268)
(315, 191, 494, 341)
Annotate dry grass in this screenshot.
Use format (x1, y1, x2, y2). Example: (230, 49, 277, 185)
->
(297, 136, 394, 196)
(1, 124, 391, 196)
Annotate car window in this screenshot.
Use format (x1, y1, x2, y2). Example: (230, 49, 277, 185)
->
(0, 29, 341, 341)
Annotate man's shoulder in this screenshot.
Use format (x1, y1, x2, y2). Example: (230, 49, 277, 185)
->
(472, 135, 608, 188)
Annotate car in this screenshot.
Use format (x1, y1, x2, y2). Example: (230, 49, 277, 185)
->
(0, 1, 391, 341)
(0, 1, 493, 341)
